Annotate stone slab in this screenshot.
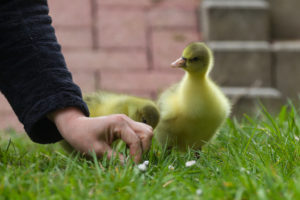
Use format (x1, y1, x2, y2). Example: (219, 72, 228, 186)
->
(230, 96, 284, 117)
(222, 86, 284, 117)
(208, 41, 272, 87)
(272, 41, 300, 98)
(201, 0, 270, 41)
(269, 0, 300, 40)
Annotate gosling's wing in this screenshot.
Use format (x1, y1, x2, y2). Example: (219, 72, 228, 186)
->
(157, 83, 178, 105)
(157, 83, 180, 120)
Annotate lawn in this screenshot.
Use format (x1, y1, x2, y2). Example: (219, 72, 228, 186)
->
(1, 103, 300, 200)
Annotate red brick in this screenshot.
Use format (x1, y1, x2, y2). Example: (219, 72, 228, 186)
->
(48, 0, 92, 27)
(55, 28, 93, 50)
(151, 0, 200, 8)
(0, 95, 25, 132)
(63, 49, 148, 71)
(97, 0, 151, 7)
(0, 94, 13, 113)
(151, 29, 200, 69)
(0, 112, 23, 132)
(148, 7, 197, 28)
(70, 70, 97, 93)
(97, 8, 147, 48)
(126, 91, 156, 99)
(98, 90, 155, 100)
(98, 70, 184, 94)
(97, 0, 200, 8)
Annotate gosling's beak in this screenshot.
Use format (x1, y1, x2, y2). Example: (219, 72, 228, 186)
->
(171, 57, 186, 68)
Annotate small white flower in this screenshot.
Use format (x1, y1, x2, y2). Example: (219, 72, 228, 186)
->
(143, 160, 149, 165)
(168, 165, 175, 170)
(196, 189, 203, 196)
(240, 167, 250, 174)
(295, 136, 299, 141)
(185, 160, 196, 167)
(137, 163, 147, 171)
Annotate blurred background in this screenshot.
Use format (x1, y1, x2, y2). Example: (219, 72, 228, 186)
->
(0, 0, 299, 131)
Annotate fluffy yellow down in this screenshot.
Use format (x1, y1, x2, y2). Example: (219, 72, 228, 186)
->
(155, 42, 231, 151)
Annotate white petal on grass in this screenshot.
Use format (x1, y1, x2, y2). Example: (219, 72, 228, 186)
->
(137, 163, 147, 171)
(185, 160, 196, 167)
(196, 189, 203, 196)
(143, 160, 149, 165)
(295, 136, 300, 141)
(168, 165, 175, 170)
(240, 167, 250, 174)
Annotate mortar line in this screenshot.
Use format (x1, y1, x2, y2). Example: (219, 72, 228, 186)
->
(91, 0, 99, 50)
(145, 7, 154, 71)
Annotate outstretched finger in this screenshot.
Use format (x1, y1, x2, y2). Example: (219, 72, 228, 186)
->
(122, 118, 154, 152)
(127, 121, 154, 152)
(139, 132, 154, 152)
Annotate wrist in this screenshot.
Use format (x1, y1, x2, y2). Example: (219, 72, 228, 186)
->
(47, 107, 86, 137)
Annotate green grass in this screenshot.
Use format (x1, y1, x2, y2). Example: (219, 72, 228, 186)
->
(1, 103, 300, 200)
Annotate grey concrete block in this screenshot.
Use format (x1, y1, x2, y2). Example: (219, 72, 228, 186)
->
(221, 86, 284, 117)
(208, 41, 272, 87)
(201, 0, 270, 41)
(268, 0, 300, 40)
(272, 41, 300, 98)
(230, 97, 285, 117)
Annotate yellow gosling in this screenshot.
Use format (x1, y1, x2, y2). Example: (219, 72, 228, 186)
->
(155, 42, 231, 151)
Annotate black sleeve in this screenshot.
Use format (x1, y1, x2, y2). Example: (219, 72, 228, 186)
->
(0, 0, 89, 144)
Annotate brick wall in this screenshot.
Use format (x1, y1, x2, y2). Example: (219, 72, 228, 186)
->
(0, 0, 201, 131)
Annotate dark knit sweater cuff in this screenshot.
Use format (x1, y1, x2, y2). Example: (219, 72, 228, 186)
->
(23, 92, 89, 144)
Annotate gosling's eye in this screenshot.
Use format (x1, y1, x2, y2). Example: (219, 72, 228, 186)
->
(142, 118, 147, 124)
(190, 57, 199, 62)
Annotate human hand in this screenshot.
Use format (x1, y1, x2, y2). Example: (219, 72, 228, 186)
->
(48, 107, 154, 163)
